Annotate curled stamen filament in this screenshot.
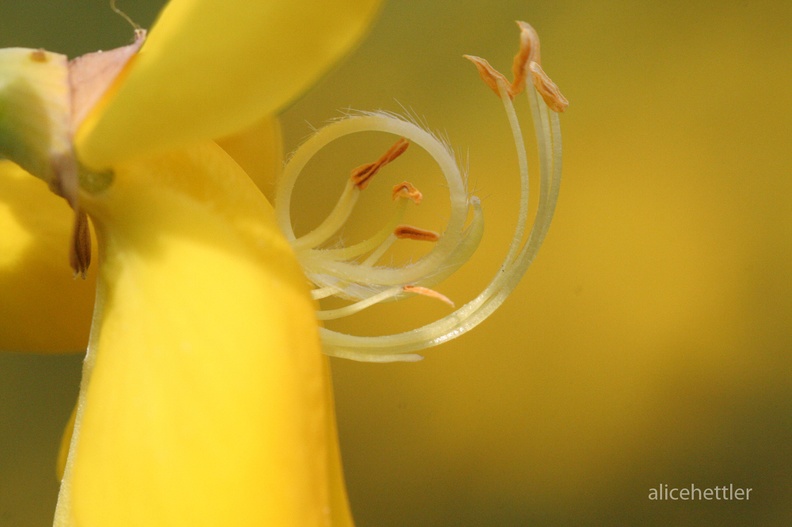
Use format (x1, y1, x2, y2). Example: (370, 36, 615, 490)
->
(278, 113, 483, 302)
(276, 23, 563, 362)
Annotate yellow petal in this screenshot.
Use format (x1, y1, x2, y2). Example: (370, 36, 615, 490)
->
(59, 366, 358, 526)
(75, 0, 382, 170)
(322, 359, 355, 527)
(57, 404, 77, 481)
(217, 116, 282, 202)
(67, 143, 334, 526)
(0, 160, 95, 352)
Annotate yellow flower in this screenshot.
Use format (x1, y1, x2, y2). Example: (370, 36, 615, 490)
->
(1, 2, 565, 526)
(2, 1, 379, 526)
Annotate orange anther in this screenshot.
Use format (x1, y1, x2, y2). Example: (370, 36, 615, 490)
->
(465, 20, 567, 110)
(392, 181, 423, 204)
(511, 21, 541, 96)
(463, 54, 512, 99)
(350, 138, 410, 190)
(394, 225, 440, 242)
(403, 285, 455, 308)
(70, 211, 91, 279)
(529, 62, 569, 112)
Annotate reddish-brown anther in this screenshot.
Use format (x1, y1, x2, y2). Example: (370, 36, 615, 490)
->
(350, 138, 410, 190)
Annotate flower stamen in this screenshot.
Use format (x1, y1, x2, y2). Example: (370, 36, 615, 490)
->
(276, 21, 563, 362)
(463, 55, 513, 99)
(293, 138, 410, 251)
(510, 20, 540, 96)
(70, 211, 91, 279)
(394, 225, 440, 242)
(529, 61, 569, 113)
(392, 181, 423, 203)
(351, 137, 409, 190)
(403, 285, 455, 308)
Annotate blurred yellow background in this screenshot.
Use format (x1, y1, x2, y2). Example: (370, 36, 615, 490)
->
(1, 1, 790, 526)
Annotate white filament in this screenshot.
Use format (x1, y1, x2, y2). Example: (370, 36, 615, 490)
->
(275, 82, 561, 362)
(277, 113, 482, 293)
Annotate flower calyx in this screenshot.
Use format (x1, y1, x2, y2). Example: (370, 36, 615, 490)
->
(0, 31, 145, 276)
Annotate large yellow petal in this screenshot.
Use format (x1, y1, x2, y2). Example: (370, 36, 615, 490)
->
(64, 142, 335, 526)
(0, 160, 95, 352)
(75, 0, 381, 170)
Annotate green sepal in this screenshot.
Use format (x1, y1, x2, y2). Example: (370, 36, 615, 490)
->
(0, 47, 72, 185)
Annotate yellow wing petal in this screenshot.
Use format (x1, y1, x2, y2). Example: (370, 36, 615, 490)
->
(0, 161, 95, 352)
(68, 142, 331, 526)
(75, 0, 382, 170)
(217, 116, 282, 202)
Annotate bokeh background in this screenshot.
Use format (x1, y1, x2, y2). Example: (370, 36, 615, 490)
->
(1, 1, 790, 526)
